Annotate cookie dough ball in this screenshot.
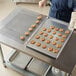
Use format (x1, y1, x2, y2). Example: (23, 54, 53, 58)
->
(41, 37, 45, 41)
(35, 35, 40, 39)
(31, 24, 36, 28)
(43, 27, 47, 31)
(52, 41, 57, 45)
(60, 38, 65, 42)
(50, 26, 55, 29)
(56, 44, 62, 48)
(45, 40, 50, 44)
(20, 36, 25, 40)
(52, 31, 56, 34)
(29, 27, 33, 32)
(42, 45, 47, 49)
(48, 47, 53, 51)
(59, 28, 64, 32)
(47, 29, 51, 33)
(44, 33, 48, 37)
(36, 42, 41, 47)
(24, 32, 30, 36)
(36, 20, 40, 24)
(53, 49, 59, 53)
(30, 40, 36, 44)
(39, 31, 44, 35)
(49, 35, 53, 39)
(65, 30, 70, 34)
(62, 35, 67, 38)
(55, 37, 59, 41)
(55, 28, 59, 31)
(58, 33, 62, 36)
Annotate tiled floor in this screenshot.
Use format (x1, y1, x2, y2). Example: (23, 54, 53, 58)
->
(0, 0, 49, 76)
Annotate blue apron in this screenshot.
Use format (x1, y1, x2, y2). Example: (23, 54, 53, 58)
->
(49, 0, 73, 22)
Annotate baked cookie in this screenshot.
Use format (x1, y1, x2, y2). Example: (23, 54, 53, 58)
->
(58, 33, 62, 36)
(52, 31, 56, 34)
(50, 26, 55, 29)
(35, 35, 40, 39)
(48, 47, 53, 51)
(55, 37, 59, 41)
(60, 38, 65, 42)
(53, 49, 59, 53)
(49, 35, 53, 39)
(55, 28, 59, 31)
(30, 40, 36, 44)
(29, 27, 33, 32)
(59, 28, 64, 32)
(43, 27, 47, 31)
(62, 35, 67, 38)
(39, 31, 44, 35)
(65, 30, 70, 34)
(45, 40, 50, 44)
(56, 44, 62, 48)
(36, 20, 40, 24)
(52, 41, 57, 45)
(20, 36, 25, 40)
(42, 45, 47, 49)
(36, 42, 41, 47)
(44, 33, 48, 37)
(41, 37, 45, 41)
(47, 29, 51, 33)
(24, 32, 30, 36)
(31, 24, 36, 28)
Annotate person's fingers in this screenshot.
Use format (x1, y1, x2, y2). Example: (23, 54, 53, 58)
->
(39, 1, 44, 7)
(39, 1, 46, 7)
(39, 1, 43, 7)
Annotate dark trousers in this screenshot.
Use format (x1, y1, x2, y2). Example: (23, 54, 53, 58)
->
(49, 7, 73, 23)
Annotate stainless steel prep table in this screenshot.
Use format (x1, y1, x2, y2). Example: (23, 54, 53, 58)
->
(0, 7, 76, 75)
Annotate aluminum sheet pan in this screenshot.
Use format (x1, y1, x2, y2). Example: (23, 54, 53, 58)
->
(0, 8, 46, 45)
(26, 18, 74, 59)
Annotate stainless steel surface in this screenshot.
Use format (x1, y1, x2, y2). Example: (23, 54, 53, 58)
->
(10, 52, 32, 69)
(0, 7, 45, 45)
(27, 58, 51, 76)
(26, 18, 73, 59)
(0, 7, 76, 74)
(0, 8, 52, 65)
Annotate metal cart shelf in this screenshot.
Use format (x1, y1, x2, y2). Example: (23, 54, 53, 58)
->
(0, 44, 67, 76)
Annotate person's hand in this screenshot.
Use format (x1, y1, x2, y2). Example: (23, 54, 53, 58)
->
(39, 0, 47, 7)
(69, 12, 76, 30)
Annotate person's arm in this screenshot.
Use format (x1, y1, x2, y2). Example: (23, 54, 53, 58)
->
(69, 12, 76, 29)
(69, 0, 76, 29)
(39, 0, 48, 7)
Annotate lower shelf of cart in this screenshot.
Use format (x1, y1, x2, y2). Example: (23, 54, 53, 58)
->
(4, 49, 67, 76)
